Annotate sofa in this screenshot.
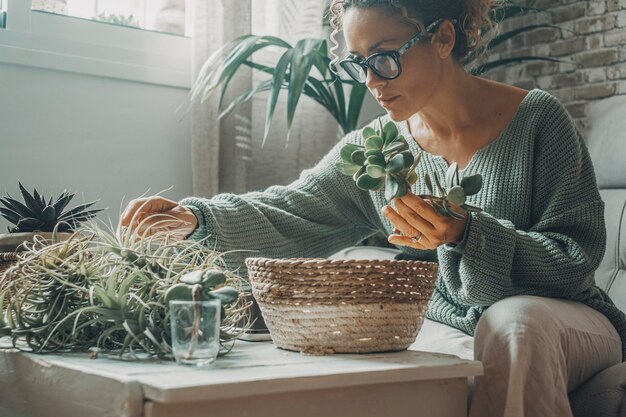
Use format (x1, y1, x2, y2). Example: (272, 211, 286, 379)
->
(331, 94, 626, 416)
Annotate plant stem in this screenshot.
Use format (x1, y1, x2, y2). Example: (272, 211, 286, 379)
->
(185, 284, 202, 360)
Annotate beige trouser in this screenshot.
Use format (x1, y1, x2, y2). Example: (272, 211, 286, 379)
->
(410, 295, 623, 417)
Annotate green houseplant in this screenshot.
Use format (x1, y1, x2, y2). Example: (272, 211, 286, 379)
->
(188, 0, 560, 143)
(0, 221, 250, 358)
(338, 118, 483, 218)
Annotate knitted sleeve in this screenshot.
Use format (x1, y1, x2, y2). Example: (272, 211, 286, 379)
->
(179, 132, 382, 276)
(442, 94, 606, 305)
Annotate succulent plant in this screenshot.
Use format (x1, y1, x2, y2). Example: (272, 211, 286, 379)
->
(337, 118, 420, 202)
(0, 183, 103, 233)
(424, 162, 483, 220)
(337, 119, 484, 219)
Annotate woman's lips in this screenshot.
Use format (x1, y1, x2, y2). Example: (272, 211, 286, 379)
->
(378, 96, 399, 107)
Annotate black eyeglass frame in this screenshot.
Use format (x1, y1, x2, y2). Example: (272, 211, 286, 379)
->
(338, 18, 456, 83)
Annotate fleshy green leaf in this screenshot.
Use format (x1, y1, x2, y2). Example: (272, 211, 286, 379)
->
(400, 151, 414, 169)
(350, 149, 367, 165)
(366, 154, 385, 167)
(364, 135, 384, 150)
(208, 286, 239, 305)
(382, 121, 398, 146)
(337, 162, 361, 176)
(365, 149, 384, 159)
(180, 270, 203, 285)
(361, 126, 377, 140)
(461, 174, 483, 196)
(385, 154, 405, 174)
(340, 143, 362, 164)
(366, 164, 386, 179)
(384, 175, 399, 201)
(356, 173, 384, 190)
(447, 186, 466, 205)
(352, 166, 366, 182)
(202, 269, 228, 288)
(164, 283, 193, 303)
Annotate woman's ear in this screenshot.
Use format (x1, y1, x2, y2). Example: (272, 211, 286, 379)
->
(431, 20, 456, 59)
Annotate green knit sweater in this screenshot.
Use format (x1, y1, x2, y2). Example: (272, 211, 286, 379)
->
(182, 89, 626, 358)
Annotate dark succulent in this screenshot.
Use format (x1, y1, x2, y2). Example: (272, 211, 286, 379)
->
(0, 183, 103, 233)
(337, 119, 484, 219)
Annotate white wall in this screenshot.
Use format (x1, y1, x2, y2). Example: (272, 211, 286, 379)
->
(0, 63, 192, 233)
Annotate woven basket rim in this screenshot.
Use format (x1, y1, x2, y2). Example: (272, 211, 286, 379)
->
(245, 256, 438, 267)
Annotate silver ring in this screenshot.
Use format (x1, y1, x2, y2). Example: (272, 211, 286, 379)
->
(410, 231, 423, 244)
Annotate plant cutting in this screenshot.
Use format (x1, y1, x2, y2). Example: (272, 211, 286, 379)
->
(0, 220, 250, 359)
(338, 119, 483, 219)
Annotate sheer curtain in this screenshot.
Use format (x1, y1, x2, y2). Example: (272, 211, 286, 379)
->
(190, 0, 252, 197)
(190, 0, 340, 197)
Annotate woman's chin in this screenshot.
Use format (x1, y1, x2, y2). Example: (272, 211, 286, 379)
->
(385, 108, 410, 123)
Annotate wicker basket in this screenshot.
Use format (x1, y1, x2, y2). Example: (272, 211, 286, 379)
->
(246, 257, 438, 354)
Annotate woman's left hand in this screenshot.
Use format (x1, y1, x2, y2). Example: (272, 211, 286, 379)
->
(381, 191, 468, 250)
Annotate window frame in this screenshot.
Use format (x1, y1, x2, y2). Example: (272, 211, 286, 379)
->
(0, 0, 191, 88)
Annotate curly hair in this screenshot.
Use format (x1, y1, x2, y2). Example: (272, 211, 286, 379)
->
(327, 0, 503, 68)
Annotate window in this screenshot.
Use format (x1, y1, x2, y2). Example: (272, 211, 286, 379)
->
(30, 0, 187, 36)
(0, 0, 191, 88)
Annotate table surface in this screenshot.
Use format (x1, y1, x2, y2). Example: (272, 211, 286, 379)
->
(0, 338, 483, 416)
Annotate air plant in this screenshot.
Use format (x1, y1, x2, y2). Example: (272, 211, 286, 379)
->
(337, 119, 483, 219)
(0, 218, 251, 358)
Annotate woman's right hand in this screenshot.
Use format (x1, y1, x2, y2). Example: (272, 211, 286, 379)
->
(119, 196, 198, 240)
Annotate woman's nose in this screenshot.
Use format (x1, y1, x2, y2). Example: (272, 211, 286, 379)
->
(365, 69, 386, 90)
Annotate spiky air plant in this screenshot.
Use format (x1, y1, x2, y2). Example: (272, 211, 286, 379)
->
(0, 183, 102, 233)
(0, 216, 251, 359)
(337, 119, 483, 219)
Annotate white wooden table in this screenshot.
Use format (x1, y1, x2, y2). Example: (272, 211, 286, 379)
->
(0, 339, 482, 417)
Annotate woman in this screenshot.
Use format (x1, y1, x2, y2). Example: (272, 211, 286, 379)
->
(121, 0, 625, 415)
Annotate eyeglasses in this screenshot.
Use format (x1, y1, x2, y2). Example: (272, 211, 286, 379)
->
(338, 18, 455, 83)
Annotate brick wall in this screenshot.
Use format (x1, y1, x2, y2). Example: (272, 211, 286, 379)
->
(483, 0, 626, 131)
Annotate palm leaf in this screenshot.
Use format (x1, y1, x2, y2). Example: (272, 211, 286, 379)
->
(286, 39, 325, 142)
(345, 83, 367, 133)
(218, 79, 273, 120)
(264, 48, 295, 145)
(216, 36, 292, 110)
